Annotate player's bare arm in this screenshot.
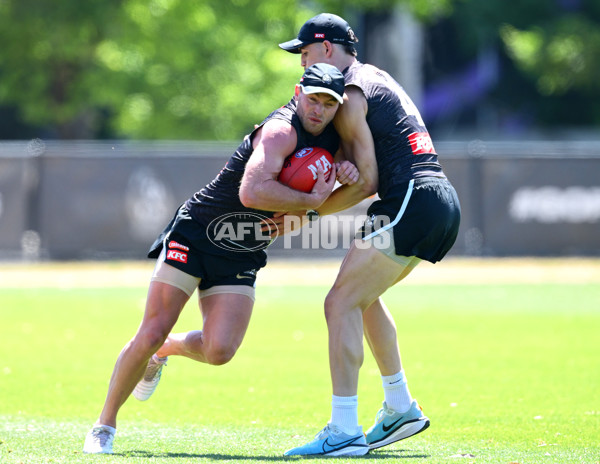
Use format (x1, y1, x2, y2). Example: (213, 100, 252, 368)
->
(315, 86, 378, 216)
(239, 119, 336, 212)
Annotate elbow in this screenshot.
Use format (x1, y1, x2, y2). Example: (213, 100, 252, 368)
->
(240, 195, 259, 210)
(240, 185, 270, 210)
(239, 186, 258, 209)
(358, 177, 377, 197)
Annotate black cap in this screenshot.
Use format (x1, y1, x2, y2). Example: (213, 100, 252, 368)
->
(299, 63, 345, 104)
(279, 13, 357, 54)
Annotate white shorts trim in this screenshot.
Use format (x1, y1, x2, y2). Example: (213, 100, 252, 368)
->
(360, 179, 420, 268)
(362, 179, 415, 241)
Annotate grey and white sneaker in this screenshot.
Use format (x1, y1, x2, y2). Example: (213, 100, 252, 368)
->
(132, 354, 168, 401)
(366, 400, 430, 450)
(83, 425, 116, 454)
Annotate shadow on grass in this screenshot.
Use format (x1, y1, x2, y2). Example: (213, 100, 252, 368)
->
(368, 449, 430, 460)
(117, 448, 429, 460)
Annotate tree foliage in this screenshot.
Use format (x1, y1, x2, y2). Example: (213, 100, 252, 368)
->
(0, 0, 318, 139)
(1, 0, 599, 139)
(500, 16, 600, 96)
(448, 0, 600, 128)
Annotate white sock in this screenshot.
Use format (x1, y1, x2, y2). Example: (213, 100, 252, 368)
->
(95, 424, 116, 434)
(330, 395, 359, 435)
(382, 370, 413, 413)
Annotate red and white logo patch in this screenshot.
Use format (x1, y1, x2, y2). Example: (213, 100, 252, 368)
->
(168, 240, 189, 251)
(166, 249, 187, 263)
(314, 33, 325, 39)
(408, 132, 436, 155)
(294, 147, 314, 158)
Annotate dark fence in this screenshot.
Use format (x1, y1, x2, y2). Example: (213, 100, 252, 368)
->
(1, 139, 599, 260)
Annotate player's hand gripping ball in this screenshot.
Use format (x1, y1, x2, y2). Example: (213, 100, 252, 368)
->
(277, 147, 334, 193)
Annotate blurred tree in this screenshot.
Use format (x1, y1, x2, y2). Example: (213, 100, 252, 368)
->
(0, 0, 317, 139)
(444, 0, 600, 131)
(499, 14, 600, 124)
(315, 0, 453, 19)
(0, 0, 122, 138)
(1, 0, 599, 140)
(0, 0, 458, 140)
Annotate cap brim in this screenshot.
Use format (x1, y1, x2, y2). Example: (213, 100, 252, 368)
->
(301, 85, 344, 104)
(278, 38, 306, 53)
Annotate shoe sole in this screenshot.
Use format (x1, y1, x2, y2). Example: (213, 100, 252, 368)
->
(83, 449, 113, 454)
(132, 379, 159, 401)
(368, 417, 430, 450)
(324, 445, 370, 457)
(133, 358, 166, 401)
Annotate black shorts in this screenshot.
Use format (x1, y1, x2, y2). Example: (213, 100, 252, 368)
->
(361, 177, 461, 263)
(148, 205, 267, 290)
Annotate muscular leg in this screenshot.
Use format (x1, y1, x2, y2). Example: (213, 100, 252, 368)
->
(363, 259, 419, 376)
(363, 299, 401, 376)
(325, 240, 410, 397)
(97, 281, 190, 428)
(156, 292, 254, 366)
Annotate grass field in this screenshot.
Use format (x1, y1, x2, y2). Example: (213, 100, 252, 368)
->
(1, 258, 599, 463)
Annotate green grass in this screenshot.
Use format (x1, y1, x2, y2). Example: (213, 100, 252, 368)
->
(1, 280, 599, 463)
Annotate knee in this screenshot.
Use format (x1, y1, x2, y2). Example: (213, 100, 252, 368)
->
(325, 285, 375, 321)
(324, 288, 343, 320)
(204, 342, 238, 366)
(324, 288, 358, 322)
(132, 327, 169, 355)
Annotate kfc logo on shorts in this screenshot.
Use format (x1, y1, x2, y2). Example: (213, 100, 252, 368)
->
(166, 249, 187, 263)
(408, 132, 436, 155)
(168, 240, 189, 251)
